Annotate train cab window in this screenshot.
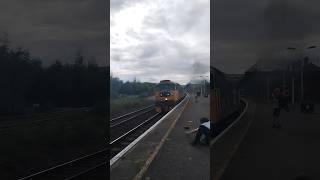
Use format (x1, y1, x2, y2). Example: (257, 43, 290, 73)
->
(155, 84, 175, 91)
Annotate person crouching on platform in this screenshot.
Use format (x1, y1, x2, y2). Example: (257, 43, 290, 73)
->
(187, 117, 210, 146)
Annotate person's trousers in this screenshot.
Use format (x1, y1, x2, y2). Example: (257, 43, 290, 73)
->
(193, 125, 210, 144)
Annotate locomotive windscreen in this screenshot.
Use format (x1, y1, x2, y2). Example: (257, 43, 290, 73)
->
(155, 83, 175, 91)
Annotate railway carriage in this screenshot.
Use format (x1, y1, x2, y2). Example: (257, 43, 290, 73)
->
(154, 80, 185, 113)
(211, 67, 241, 134)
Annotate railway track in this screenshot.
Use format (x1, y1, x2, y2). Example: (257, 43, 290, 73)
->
(16, 106, 159, 179)
(110, 105, 154, 127)
(64, 106, 163, 178)
(0, 107, 91, 130)
(212, 100, 246, 139)
(110, 105, 154, 123)
(110, 112, 162, 160)
(109, 96, 187, 166)
(17, 148, 107, 180)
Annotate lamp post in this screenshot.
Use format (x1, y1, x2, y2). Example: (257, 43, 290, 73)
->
(200, 75, 209, 96)
(287, 45, 317, 103)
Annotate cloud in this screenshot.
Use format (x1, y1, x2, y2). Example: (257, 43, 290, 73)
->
(213, 0, 320, 74)
(0, 0, 107, 66)
(111, 0, 210, 84)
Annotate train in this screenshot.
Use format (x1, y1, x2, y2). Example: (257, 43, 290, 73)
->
(211, 67, 242, 136)
(154, 80, 186, 113)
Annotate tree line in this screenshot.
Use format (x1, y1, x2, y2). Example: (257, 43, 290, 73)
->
(110, 76, 156, 99)
(0, 36, 107, 115)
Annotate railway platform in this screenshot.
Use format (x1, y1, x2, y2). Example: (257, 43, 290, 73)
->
(142, 95, 210, 180)
(215, 101, 320, 180)
(110, 94, 210, 180)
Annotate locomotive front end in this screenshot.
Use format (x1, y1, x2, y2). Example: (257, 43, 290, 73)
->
(154, 80, 180, 113)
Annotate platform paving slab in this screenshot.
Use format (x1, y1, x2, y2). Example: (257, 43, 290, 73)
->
(220, 102, 320, 180)
(142, 95, 210, 180)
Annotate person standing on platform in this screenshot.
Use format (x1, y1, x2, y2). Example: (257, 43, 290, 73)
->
(277, 88, 290, 128)
(272, 88, 281, 128)
(280, 89, 290, 112)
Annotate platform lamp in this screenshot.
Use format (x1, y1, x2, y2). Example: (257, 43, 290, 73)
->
(287, 45, 317, 102)
(200, 75, 209, 96)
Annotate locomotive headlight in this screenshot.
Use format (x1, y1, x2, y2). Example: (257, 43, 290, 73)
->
(165, 98, 168, 101)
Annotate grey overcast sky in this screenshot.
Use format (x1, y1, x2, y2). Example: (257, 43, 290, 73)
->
(213, 0, 320, 74)
(110, 0, 210, 84)
(0, 0, 106, 66)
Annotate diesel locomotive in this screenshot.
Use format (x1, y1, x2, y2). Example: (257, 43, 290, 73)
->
(154, 80, 185, 113)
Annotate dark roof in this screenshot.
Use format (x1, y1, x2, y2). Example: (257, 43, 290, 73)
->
(160, 80, 171, 83)
(211, 66, 225, 77)
(159, 80, 180, 86)
(305, 62, 320, 71)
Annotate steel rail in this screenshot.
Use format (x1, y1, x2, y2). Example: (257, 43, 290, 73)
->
(110, 94, 189, 166)
(110, 105, 153, 122)
(64, 162, 107, 180)
(17, 148, 107, 180)
(110, 108, 154, 128)
(110, 112, 161, 145)
(0, 107, 91, 130)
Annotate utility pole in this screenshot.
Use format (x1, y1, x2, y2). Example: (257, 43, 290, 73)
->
(287, 46, 316, 102)
(301, 59, 304, 102)
(203, 80, 206, 95)
(267, 76, 270, 102)
(283, 70, 286, 91)
(199, 75, 209, 96)
(292, 77, 295, 104)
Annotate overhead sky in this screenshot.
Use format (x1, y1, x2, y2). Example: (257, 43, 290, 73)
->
(110, 0, 210, 84)
(0, 0, 106, 66)
(213, 0, 320, 74)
